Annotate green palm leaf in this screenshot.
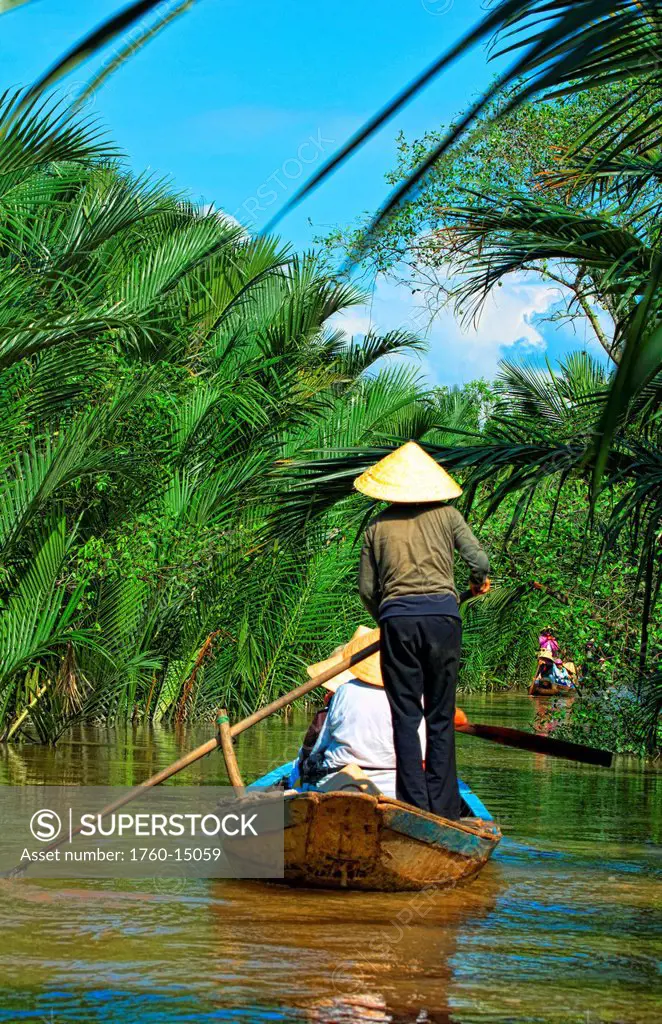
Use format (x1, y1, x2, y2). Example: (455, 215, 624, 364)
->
(19, 2, 194, 106)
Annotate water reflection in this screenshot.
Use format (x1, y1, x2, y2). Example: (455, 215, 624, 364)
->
(0, 872, 500, 1023)
(210, 875, 499, 1023)
(0, 695, 660, 1022)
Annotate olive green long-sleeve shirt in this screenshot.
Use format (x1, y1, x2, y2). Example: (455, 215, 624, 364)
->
(359, 503, 489, 622)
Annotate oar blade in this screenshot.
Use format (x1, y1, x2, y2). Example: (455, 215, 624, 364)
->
(458, 723, 613, 768)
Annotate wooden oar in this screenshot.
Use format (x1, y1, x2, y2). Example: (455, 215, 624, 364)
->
(0, 642, 382, 876)
(455, 722, 612, 767)
(218, 709, 244, 792)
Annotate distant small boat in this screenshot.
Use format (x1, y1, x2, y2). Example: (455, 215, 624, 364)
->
(530, 656, 577, 696)
(529, 681, 576, 697)
(225, 761, 501, 892)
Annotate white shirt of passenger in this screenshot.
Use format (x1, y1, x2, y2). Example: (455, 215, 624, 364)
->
(306, 678, 426, 772)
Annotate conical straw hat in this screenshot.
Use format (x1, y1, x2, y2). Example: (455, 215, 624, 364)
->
(306, 645, 353, 693)
(307, 625, 382, 690)
(353, 441, 462, 504)
(343, 626, 381, 687)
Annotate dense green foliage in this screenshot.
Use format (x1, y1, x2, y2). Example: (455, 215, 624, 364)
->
(0, 95, 440, 742)
(1, 2, 660, 756)
(290, 3, 662, 490)
(5, 95, 650, 749)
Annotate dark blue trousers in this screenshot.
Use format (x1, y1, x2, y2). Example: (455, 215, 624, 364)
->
(380, 615, 462, 819)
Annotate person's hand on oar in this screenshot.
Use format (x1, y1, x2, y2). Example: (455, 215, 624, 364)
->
(454, 707, 468, 728)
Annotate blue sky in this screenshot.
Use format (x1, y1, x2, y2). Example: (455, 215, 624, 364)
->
(1, 0, 609, 384)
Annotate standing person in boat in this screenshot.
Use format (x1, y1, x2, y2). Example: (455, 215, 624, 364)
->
(355, 441, 490, 821)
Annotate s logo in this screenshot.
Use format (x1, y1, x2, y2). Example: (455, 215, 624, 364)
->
(30, 809, 62, 842)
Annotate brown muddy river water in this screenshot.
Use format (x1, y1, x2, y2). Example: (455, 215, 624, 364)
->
(0, 694, 660, 1023)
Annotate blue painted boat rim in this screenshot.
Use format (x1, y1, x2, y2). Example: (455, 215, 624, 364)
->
(247, 759, 297, 790)
(459, 778, 493, 821)
(382, 805, 491, 853)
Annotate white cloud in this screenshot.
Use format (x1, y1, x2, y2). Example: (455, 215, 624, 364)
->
(198, 202, 247, 237)
(331, 273, 560, 385)
(331, 311, 374, 338)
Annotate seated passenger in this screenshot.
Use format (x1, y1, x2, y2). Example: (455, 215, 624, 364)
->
(534, 650, 557, 687)
(299, 626, 425, 799)
(553, 659, 575, 688)
(297, 674, 337, 776)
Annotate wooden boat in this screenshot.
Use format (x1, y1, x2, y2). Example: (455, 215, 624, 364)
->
(529, 681, 576, 697)
(224, 761, 501, 892)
